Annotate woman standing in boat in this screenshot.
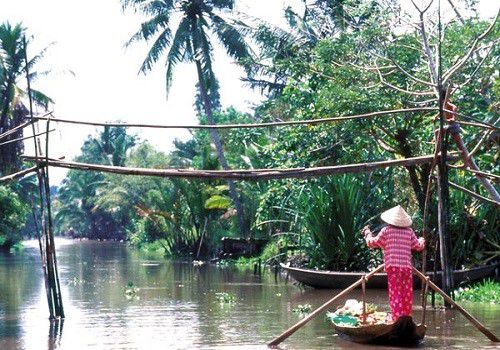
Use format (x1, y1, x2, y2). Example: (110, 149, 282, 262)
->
(362, 205, 425, 322)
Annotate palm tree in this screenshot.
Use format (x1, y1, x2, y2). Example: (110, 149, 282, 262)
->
(122, 0, 251, 237)
(0, 22, 53, 174)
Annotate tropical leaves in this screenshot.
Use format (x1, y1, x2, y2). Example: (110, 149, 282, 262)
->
(300, 175, 374, 270)
(123, 0, 250, 97)
(0, 22, 54, 174)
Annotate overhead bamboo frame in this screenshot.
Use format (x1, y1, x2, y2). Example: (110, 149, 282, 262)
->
(0, 166, 38, 183)
(32, 107, 438, 129)
(21, 153, 456, 181)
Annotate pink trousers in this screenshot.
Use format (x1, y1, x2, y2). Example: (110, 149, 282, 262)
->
(386, 266, 413, 320)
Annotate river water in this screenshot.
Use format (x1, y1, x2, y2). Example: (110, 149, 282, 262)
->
(0, 239, 498, 350)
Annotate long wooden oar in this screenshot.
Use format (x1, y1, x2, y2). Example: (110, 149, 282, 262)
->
(412, 267, 499, 342)
(268, 264, 385, 347)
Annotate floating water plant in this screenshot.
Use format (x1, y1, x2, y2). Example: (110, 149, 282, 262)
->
(125, 282, 139, 300)
(215, 292, 235, 304)
(292, 304, 312, 314)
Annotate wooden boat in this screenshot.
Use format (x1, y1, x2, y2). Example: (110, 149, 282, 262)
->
(331, 315, 426, 345)
(280, 263, 497, 289)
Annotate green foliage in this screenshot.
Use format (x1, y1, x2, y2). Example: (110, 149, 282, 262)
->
(260, 240, 281, 263)
(0, 185, 29, 248)
(431, 279, 500, 305)
(49, 2, 498, 274)
(299, 175, 378, 270)
(454, 279, 500, 304)
(55, 127, 136, 240)
(0, 22, 53, 174)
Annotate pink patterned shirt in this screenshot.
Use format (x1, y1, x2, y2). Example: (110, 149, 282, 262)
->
(365, 225, 425, 268)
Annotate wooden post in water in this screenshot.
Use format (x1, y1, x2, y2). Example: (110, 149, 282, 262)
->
(436, 0, 454, 305)
(436, 88, 454, 305)
(24, 38, 64, 319)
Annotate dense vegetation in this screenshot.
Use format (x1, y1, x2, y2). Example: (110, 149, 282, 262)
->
(0, 23, 52, 249)
(1, 1, 498, 271)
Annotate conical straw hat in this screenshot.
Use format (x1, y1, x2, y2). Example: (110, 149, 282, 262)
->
(380, 205, 412, 227)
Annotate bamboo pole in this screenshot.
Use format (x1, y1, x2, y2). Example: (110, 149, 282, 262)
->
(0, 166, 38, 183)
(452, 167, 500, 183)
(412, 267, 499, 342)
(268, 264, 385, 347)
(23, 37, 63, 320)
(421, 122, 441, 285)
(448, 181, 500, 207)
(43, 116, 65, 318)
(457, 120, 499, 130)
(0, 128, 55, 147)
(436, 2, 454, 304)
(0, 120, 32, 141)
(32, 107, 438, 130)
(22, 153, 457, 181)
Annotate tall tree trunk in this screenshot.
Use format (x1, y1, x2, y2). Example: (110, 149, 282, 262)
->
(194, 59, 249, 238)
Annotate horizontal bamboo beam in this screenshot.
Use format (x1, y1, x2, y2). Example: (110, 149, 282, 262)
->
(32, 107, 438, 130)
(0, 129, 55, 147)
(22, 153, 455, 181)
(448, 180, 500, 207)
(0, 120, 33, 141)
(0, 112, 52, 141)
(0, 166, 38, 184)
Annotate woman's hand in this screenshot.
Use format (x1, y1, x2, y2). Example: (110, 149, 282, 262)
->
(361, 225, 371, 237)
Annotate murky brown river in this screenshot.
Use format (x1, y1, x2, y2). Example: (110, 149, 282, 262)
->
(0, 239, 498, 349)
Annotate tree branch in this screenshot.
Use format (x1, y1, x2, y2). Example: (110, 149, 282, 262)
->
(410, 0, 439, 84)
(443, 8, 500, 84)
(374, 62, 435, 96)
(452, 45, 495, 93)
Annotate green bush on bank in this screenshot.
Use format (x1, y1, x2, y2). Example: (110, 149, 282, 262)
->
(429, 279, 500, 305)
(454, 279, 500, 304)
(0, 186, 29, 249)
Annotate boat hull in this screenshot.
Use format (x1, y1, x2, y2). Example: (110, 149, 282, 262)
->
(281, 263, 497, 289)
(332, 316, 426, 345)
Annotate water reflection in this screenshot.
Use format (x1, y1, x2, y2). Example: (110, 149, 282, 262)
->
(48, 319, 63, 350)
(0, 239, 498, 350)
